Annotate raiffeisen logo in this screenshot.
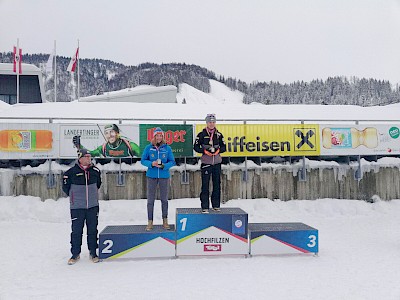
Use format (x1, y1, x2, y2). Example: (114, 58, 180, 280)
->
(204, 244, 222, 252)
(226, 136, 291, 153)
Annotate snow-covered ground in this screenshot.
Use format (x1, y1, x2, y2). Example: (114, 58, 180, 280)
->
(1, 196, 400, 300)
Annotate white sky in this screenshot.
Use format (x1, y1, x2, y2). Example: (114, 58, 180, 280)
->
(1, 0, 400, 84)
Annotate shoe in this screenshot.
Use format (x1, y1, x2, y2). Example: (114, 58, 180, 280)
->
(90, 254, 100, 263)
(68, 255, 80, 265)
(212, 207, 221, 212)
(145, 220, 153, 231)
(202, 209, 209, 214)
(162, 218, 170, 230)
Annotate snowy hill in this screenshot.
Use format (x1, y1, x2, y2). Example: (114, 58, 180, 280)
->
(176, 80, 244, 105)
(0, 80, 399, 122)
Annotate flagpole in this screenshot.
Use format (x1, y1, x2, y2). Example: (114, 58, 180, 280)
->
(16, 38, 19, 104)
(54, 40, 57, 102)
(77, 39, 80, 101)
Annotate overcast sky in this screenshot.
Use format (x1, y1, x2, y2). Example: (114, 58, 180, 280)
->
(1, 0, 400, 84)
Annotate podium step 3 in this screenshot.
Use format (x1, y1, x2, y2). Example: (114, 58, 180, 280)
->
(248, 222, 317, 232)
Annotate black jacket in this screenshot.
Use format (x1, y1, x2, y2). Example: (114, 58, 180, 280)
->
(62, 163, 102, 209)
(193, 128, 226, 165)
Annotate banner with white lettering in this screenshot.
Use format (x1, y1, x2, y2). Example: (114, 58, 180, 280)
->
(59, 124, 140, 158)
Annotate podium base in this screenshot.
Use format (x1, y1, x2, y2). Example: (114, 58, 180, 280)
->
(249, 223, 318, 255)
(99, 225, 176, 260)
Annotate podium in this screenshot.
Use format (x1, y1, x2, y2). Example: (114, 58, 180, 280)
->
(176, 208, 248, 256)
(99, 225, 176, 260)
(249, 223, 318, 255)
(98, 210, 319, 260)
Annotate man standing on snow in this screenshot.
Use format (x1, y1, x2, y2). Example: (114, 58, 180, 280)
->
(62, 148, 102, 265)
(193, 114, 226, 213)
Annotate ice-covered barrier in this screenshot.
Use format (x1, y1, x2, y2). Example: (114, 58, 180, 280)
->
(0, 158, 399, 201)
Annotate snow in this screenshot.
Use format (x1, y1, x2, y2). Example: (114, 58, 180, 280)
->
(1, 81, 400, 299)
(0, 82, 399, 122)
(176, 80, 244, 105)
(1, 197, 400, 300)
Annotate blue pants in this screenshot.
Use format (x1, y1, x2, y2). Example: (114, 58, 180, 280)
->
(147, 178, 169, 220)
(70, 206, 99, 257)
(200, 163, 222, 209)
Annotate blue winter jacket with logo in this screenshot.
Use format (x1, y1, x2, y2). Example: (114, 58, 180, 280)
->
(62, 163, 102, 209)
(141, 143, 176, 178)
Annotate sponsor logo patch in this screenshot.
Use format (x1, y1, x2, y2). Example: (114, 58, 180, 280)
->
(204, 244, 221, 252)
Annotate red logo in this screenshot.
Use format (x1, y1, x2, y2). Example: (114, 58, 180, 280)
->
(147, 128, 187, 145)
(204, 244, 221, 252)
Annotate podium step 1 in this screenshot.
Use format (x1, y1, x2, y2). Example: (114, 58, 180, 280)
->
(99, 225, 176, 260)
(176, 207, 248, 256)
(249, 223, 318, 255)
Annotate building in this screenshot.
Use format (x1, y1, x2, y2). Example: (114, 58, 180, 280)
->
(78, 85, 177, 103)
(0, 63, 46, 104)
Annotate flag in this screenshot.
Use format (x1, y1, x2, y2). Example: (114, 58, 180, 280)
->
(45, 49, 55, 73)
(13, 46, 22, 74)
(67, 48, 79, 72)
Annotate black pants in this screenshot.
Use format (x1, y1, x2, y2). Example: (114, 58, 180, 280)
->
(200, 163, 222, 209)
(70, 206, 99, 257)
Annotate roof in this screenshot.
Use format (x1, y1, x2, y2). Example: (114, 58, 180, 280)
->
(79, 85, 177, 103)
(0, 63, 42, 75)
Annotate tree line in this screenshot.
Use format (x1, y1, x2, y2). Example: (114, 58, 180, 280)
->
(1, 52, 399, 106)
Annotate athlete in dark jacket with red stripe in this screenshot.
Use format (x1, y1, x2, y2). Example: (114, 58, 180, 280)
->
(62, 148, 102, 265)
(194, 114, 226, 213)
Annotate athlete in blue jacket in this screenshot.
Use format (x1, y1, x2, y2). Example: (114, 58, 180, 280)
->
(141, 127, 176, 231)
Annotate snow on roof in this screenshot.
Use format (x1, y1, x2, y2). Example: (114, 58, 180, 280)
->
(79, 85, 177, 102)
(0, 63, 41, 75)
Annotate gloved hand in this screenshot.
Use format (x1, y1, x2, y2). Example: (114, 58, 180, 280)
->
(204, 148, 220, 156)
(72, 135, 81, 148)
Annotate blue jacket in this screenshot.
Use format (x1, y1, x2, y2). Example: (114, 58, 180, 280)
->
(141, 143, 176, 178)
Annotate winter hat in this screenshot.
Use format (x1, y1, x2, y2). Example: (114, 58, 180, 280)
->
(153, 127, 164, 137)
(104, 124, 120, 133)
(77, 148, 90, 159)
(205, 113, 216, 123)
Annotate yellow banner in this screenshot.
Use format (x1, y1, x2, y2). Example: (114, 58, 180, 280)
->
(195, 124, 320, 156)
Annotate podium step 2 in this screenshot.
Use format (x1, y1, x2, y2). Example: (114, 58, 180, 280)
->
(99, 225, 176, 260)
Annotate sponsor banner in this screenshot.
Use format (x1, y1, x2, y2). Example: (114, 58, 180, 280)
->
(0, 123, 58, 159)
(320, 125, 400, 155)
(139, 124, 193, 157)
(59, 124, 140, 158)
(195, 124, 320, 157)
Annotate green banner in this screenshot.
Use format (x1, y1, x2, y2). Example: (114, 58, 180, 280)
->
(139, 124, 193, 157)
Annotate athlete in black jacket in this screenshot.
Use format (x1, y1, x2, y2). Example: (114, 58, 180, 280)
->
(193, 114, 226, 213)
(62, 148, 102, 265)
